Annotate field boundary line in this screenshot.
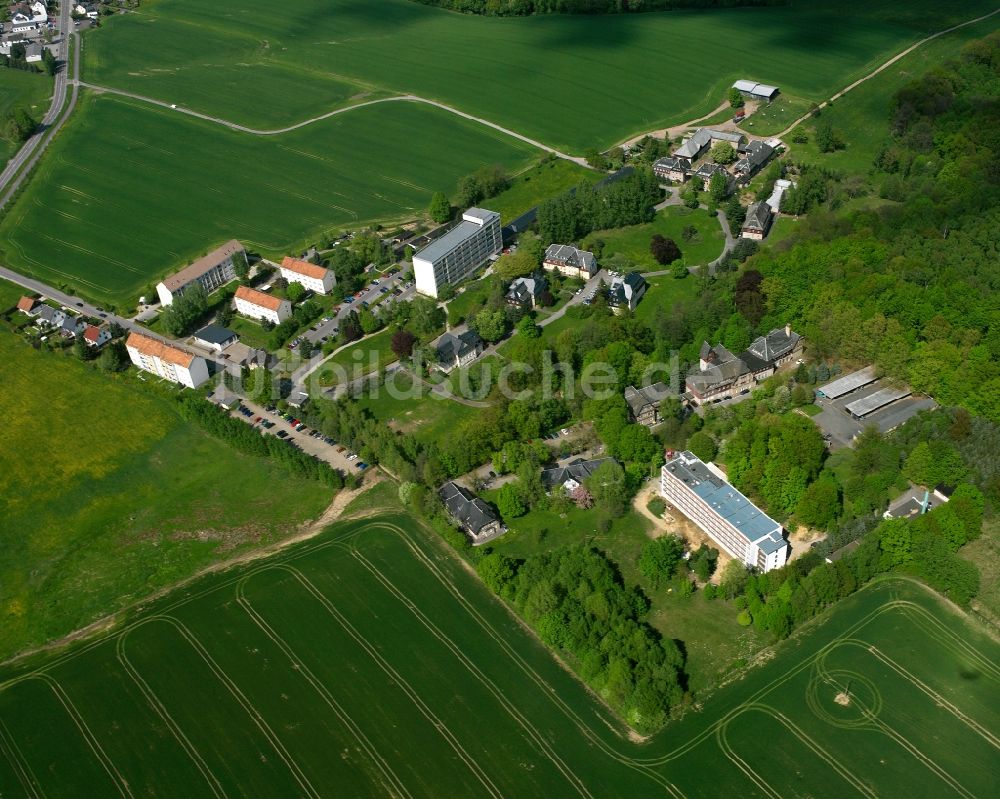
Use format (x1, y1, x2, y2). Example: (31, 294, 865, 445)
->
(72, 82, 590, 165)
(343, 525, 684, 798)
(143, 616, 321, 799)
(742, 703, 876, 798)
(715, 713, 780, 799)
(840, 639, 1000, 751)
(235, 574, 413, 799)
(347, 546, 594, 799)
(899, 605, 1000, 681)
(0, 716, 44, 799)
(31, 674, 134, 798)
(777, 5, 1000, 137)
(274, 563, 506, 799)
(114, 632, 227, 798)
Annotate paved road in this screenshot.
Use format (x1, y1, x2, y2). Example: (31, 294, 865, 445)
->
(72, 81, 590, 166)
(0, 2, 76, 209)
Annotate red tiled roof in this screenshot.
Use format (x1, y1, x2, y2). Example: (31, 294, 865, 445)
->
(126, 331, 195, 368)
(235, 285, 284, 312)
(16, 296, 36, 313)
(281, 256, 329, 280)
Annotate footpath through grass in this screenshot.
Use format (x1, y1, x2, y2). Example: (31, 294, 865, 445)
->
(0, 328, 330, 661)
(0, 510, 996, 799)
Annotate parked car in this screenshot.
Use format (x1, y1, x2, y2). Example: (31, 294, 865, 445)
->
(276, 430, 288, 438)
(336, 446, 345, 453)
(356, 462, 367, 470)
(344, 296, 354, 303)
(295, 424, 306, 432)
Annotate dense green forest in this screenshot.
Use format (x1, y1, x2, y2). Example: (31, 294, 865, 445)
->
(409, 0, 781, 16)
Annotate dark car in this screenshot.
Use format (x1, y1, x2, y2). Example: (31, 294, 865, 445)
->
(276, 430, 288, 439)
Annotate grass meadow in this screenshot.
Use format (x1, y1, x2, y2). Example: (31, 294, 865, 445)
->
(585, 205, 727, 271)
(0, 70, 52, 171)
(0, 512, 996, 798)
(0, 329, 330, 661)
(486, 158, 601, 225)
(0, 93, 537, 307)
(82, 0, 997, 150)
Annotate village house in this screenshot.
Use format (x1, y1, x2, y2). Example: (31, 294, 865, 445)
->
(82, 324, 111, 348)
(883, 485, 951, 520)
(541, 457, 616, 493)
(686, 326, 802, 405)
(505, 275, 547, 309)
(691, 161, 732, 189)
(741, 201, 773, 240)
(652, 156, 691, 183)
(542, 244, 597, 280)
(193, 324, 239, 352)
(125, 331, 210, 388)
(624, 382, 676, 427)
(732, 140, 774, 184)
(234, 285, 292, 324)
(434, 329, 484, 372)
(279, 256, 336, 295)
(606, 271, 647, 314)
(58, 315, 85, 338)
(439, 482, 503, 544)
(33, 304, 65, 328)
(673, 128, 743, 161)
(156, 240, 246, 306)
(16, 296, 38, 316)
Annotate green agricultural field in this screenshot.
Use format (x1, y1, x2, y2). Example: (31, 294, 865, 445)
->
(791, 15, 1000, 173)
(739, 94, 814, 137)
(0, 329, 331, 661)
(0, 93, 538, 308)
(82, 0, 997, 150)
(485, 158, 601, 224)
(0, 512, 996, 798)
(0, 70, 52, 171)
(586, 205, 727, 271)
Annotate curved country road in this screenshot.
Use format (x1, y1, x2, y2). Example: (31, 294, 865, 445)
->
(73, 80, 590, 166)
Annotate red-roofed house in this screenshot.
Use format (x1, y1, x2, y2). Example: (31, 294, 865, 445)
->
(83, 324, 112, 348)
(234, 285, 292, 324)
(280, 256, 336, 295)
(16, 296, 38, 315)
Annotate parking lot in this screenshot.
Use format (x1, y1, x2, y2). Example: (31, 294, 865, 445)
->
(228, 397, 370, 475)
(811, 380, 937, 448)
(300, 270, 414, 347)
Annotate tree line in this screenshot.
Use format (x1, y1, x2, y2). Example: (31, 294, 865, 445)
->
(408, 0, 783, 16)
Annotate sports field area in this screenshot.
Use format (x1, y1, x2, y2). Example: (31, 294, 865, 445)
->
(0, 511, 996, 798)
(83, 0, 997, 149)
(0, 326, 331, 662)
(0, 94, 537, 306)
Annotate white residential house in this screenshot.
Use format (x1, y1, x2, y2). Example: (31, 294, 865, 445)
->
(661, 450, 788, 572)
(29, 1, 48, 21)
(24, 42, 41, 62)
(156, 240, 246, 306)
(234, 285, 292, 324)
(606, 271, 647, 313)
(82, 324, 112, 348)
(279, 256, 336, 295)
(126, 332, 210, 388)
(33, 304, 66, 328)
(413, 208, 501, 298)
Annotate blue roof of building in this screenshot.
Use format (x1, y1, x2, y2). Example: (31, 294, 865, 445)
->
(664, 451, 785, 553)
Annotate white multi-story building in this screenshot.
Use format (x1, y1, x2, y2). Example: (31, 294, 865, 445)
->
(279, 256, 336, 295)
(413, 208, 501, 298)
(234, 285, 292, 325)
(126, 332, 209, 389)
(660, 450, 788, 572)
(156, 240, 246, 306)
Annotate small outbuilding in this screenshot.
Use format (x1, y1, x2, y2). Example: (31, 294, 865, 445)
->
(733, 80, 780, 102)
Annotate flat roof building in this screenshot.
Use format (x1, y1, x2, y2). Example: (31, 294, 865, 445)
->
(816, 366, 878, 399)
(660, 450, 788, 572)
(126, 331, 210, 389)
(156, 240, 246, 306)
(193, 324, 239, 352)
(413, 208, 501, 298)
(845, 385, 911, 419)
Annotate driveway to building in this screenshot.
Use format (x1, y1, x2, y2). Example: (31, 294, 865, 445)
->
(0, 1, 76, 209)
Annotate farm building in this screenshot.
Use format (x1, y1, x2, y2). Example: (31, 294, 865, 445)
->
(653, 156, 691, 182)
(280, 256, 336, 295)
(733, 80, 780, 102)
(439, 482, 503, 544)
(732, 140, 774, 183)
(234, 286, 292, 325)
(661, 450, 788, 572)
(741, 201, 773, 240)
(816, 366, 878, 399)
(542, 244, 598, 279)
(125, 331, 209, 389)
(156, 240, 246, 306)
(413, 208, 501, 298)
(673, 128, 743, 161)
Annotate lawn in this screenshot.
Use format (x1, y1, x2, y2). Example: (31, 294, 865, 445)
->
(354, 370, 479, 444)
(484, 158, 601, 224)
(0, 510, 996, 798)
(634, 275, 701, 324)
(446, 279, 493, 326)
(0, 329, 331, 662)
(317, 328, 397, 386)
(739, 94, 814, 137)
(585, 205, 727, 270)
(0, 93, 538, 309)
(0, 69, 52, 171)
(790, 14, 1000, 174)
(81, 0, 997, 151)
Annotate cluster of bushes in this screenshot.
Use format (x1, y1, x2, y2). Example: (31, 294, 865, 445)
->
(267, 300, 322, 350)
(176, 395, 342, 487)
(477, 546, 687, 733)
